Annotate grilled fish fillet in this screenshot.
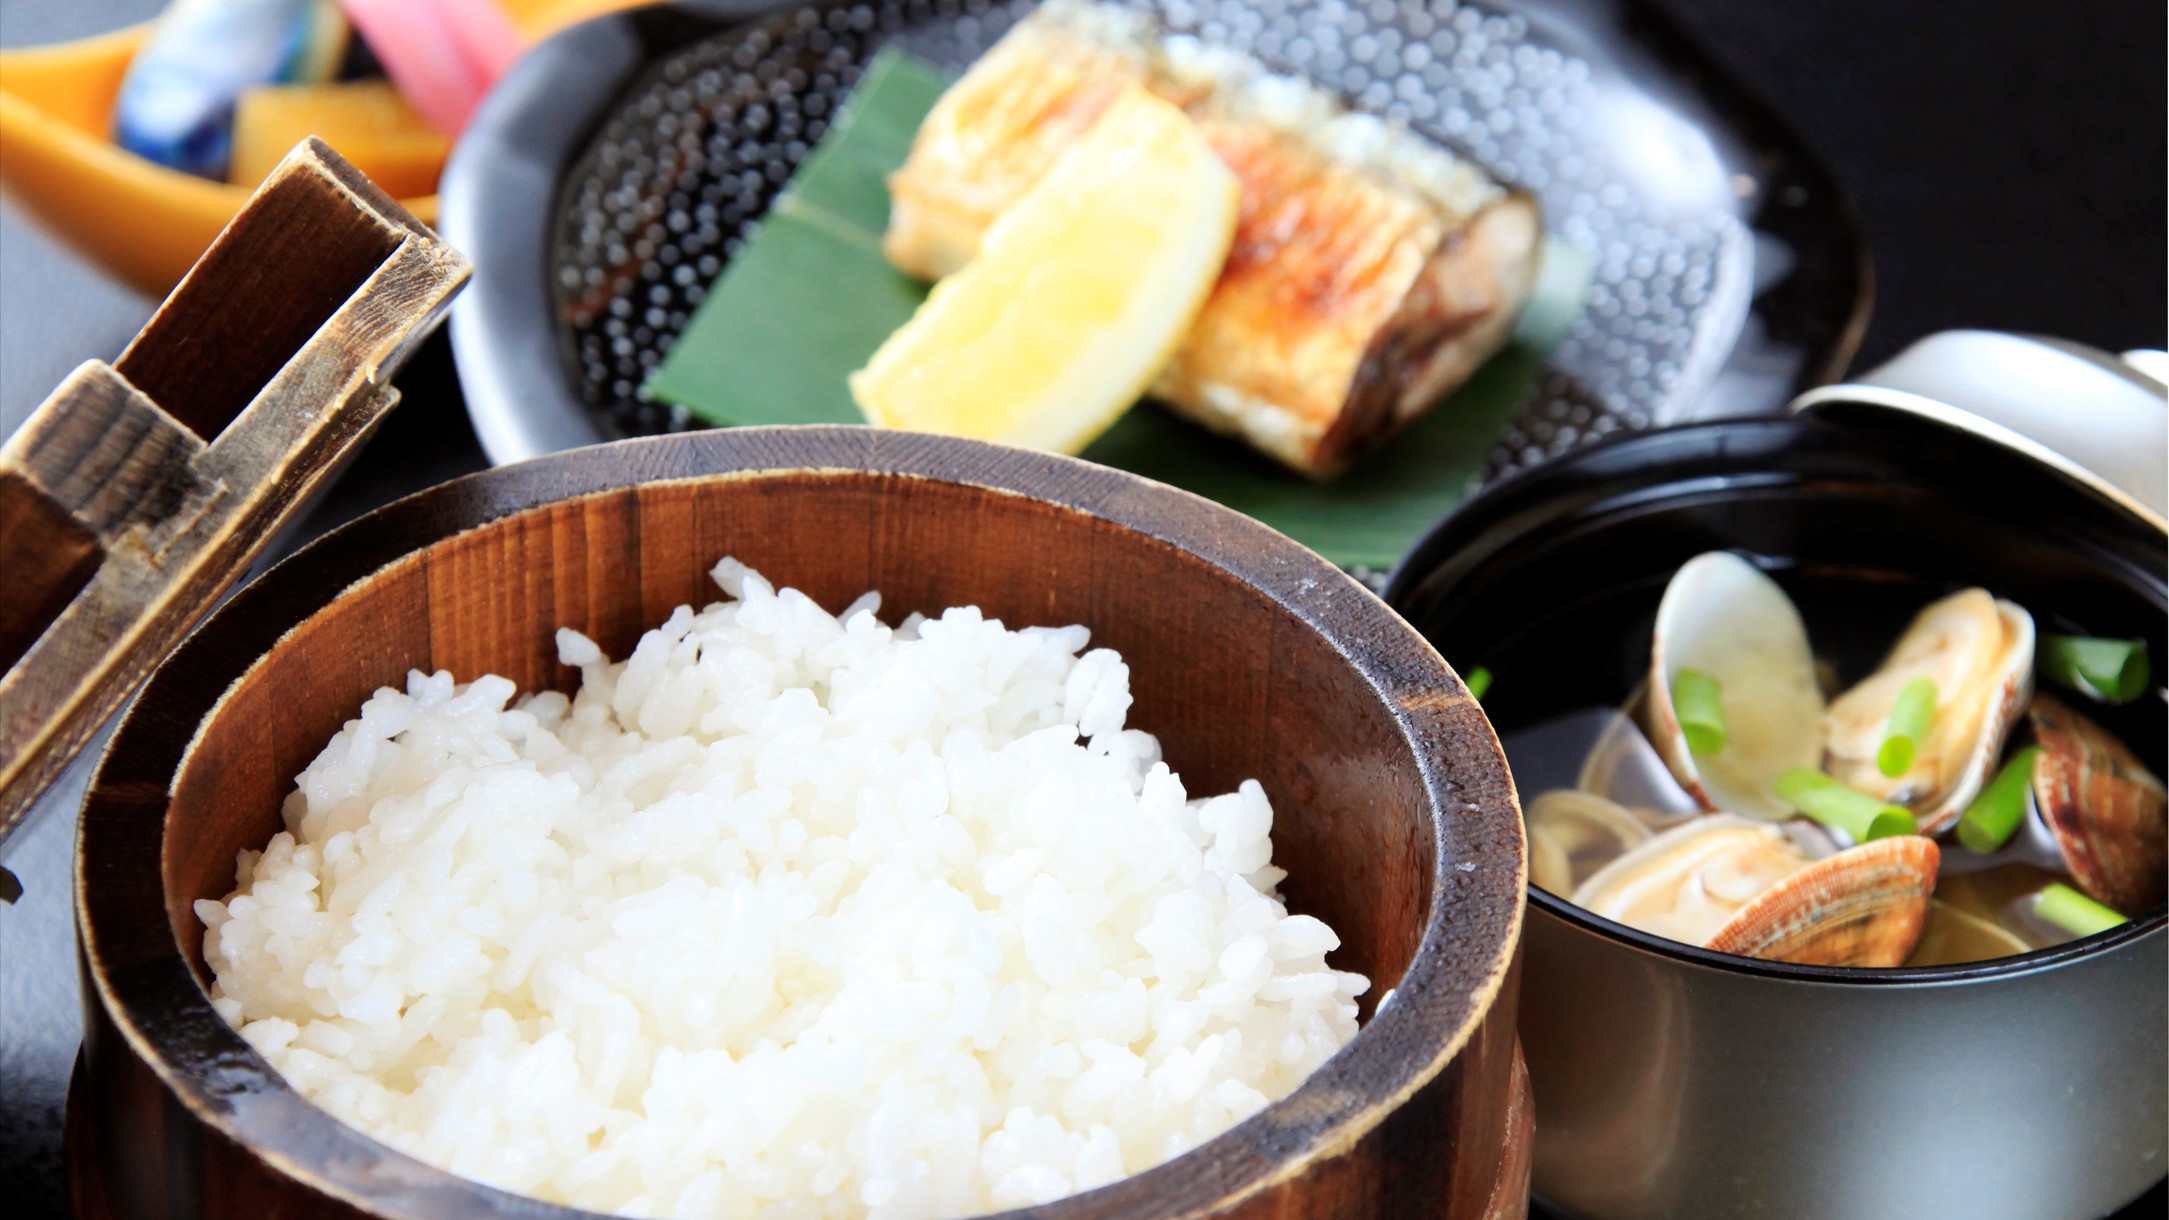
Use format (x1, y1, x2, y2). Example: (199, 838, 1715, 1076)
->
(885, 0, 1542, 477)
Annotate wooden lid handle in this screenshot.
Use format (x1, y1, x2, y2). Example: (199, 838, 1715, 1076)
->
(0, 138, 471, 847)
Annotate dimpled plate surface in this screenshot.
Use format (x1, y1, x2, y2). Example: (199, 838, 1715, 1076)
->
(547, 0, 1865, 481)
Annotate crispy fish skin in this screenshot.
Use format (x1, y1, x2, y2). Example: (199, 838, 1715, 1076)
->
(884, 1, 1542, 477)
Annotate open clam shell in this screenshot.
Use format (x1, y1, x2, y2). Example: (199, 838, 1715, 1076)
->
(1572, 815, 1815, 947)
(1705, 835, 1940, 968)
(1527, 790, 1655, 896)
(1646, 552, 1825, 820)
(2028, 694, 2167, 914)
(1823, 588, 2034, 835)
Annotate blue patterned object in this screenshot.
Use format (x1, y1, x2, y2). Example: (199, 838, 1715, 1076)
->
(112, 0, 348, 180)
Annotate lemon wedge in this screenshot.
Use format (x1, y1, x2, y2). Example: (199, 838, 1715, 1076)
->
(851, 86, 1238, 453)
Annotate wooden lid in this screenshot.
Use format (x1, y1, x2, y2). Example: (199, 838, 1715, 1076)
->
(0, 138, 469, 847)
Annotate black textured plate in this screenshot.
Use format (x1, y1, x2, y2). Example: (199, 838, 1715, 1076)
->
(445, 0, 1868, 490)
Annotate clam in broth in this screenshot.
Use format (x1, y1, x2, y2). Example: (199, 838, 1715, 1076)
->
(1573, 817, 1810, 947)
(2028, 694, 2168, 914)
(1572, 816, 1938, 967)
(1823, 589, 2034, 835)
(1645, 553, 1825, 821)
(1527, 791, 1657, 896)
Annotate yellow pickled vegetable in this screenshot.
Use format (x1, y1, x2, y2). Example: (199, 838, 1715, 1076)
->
(228, 80, 448, 197)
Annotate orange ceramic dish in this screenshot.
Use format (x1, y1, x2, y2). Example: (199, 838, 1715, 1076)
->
(0, 1, 648, 294)
(499, 0, 656, 42)
(0, 26, 434, 295)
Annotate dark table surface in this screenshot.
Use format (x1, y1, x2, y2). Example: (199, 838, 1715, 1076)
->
(0, 2, 2162, 1218)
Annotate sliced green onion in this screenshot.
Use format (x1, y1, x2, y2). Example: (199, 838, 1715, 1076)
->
(1877, 676, 1937, 778)
(1671, 668, 1726, 755)
(1464, 666, 1492, 702)
(1774, 768, 1917, 842)
(2034, 883, 2128, 939)
(2039, 634, 2152, 705)
(1954, 747, 2041, 855)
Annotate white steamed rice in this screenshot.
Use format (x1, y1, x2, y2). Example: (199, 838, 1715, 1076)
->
(199, 558, 1367, 1219)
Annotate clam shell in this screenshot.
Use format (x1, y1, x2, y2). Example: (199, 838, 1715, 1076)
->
(1823, 589, 2033, 835)
(1646, 553, 1825, 820)
(2029, 694, 2167, 914)
(1706, 835, 1939, 968)
(1526, 790, 1654, 896)
(1572, 815, 1814, 947)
